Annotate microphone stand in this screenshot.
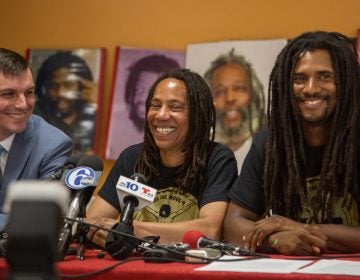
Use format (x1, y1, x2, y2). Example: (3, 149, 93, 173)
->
(76, 218, 89, 260)
(76, 202, 89, 260)
(105, 196, 140, 260)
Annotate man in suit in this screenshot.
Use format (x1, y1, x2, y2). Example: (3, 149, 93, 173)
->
(0, 48, 73, 227)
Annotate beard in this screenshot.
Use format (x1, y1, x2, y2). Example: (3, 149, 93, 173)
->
(54, 100, 77, 118)
(215, 107, 252, 150)
(294, 94, 335, 126)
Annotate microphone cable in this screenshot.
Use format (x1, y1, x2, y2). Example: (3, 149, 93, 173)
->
(59, 219, 273, 279)
(66, 217, 192, 259)
(65, 217, 270, 263)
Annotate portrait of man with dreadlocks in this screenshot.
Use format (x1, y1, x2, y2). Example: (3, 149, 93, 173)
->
(87, 68, 237, 246)
(223, 31, 360, 256)
(204, 49, 265, 173)
(33, 50, 101, 154)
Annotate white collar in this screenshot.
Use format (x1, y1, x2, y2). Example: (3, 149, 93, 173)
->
(0, 134, 15, 152)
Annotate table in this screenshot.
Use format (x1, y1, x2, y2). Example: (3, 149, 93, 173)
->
(0, 250, 359, 280)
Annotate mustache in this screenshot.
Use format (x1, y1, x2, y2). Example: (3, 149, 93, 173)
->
(293, 94, 329, 102)
(217, 107, 248, 119)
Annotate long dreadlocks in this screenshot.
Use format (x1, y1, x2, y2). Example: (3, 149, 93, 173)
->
(134, 68, 216, 197)
(265, 31, 360, 223)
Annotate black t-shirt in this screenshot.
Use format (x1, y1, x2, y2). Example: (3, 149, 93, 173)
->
(228, 129, 267, 216)
(98, 142, 238, 222)
(229, 128, 359, 225)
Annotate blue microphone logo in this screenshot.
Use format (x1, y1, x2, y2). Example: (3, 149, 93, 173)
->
(65, 167, 96, 190)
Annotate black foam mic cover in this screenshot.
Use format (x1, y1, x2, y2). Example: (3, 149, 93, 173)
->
(49, 153, 85, 181)
(105, 222, 140, 260)
(105, 173, 148, 260)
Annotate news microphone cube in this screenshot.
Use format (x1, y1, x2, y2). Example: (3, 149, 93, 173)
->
(116, 175, 157, 210)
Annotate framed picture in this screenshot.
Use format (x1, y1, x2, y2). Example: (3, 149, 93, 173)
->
(186, 39, 287, 172)
(27, 48, 106, 154)
(105, 47, 185, 160)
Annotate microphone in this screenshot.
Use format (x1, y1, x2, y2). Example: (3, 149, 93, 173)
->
(120, 173, 147, 225)
(49, 153, 85, 181)
(116, 173, 157, 214)
(182, 230, 253, 256)
(105, 173, 157, 260)
(58, 155, 103, 260)
(63, 155, 103, 218)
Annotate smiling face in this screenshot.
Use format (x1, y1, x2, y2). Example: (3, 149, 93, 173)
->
(211, 63, 251, 130)
(293, 49, 336, 129)
(0, 68, 35, 140)
(147, 78, 189, 160)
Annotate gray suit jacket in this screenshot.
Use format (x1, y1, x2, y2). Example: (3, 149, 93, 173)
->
(0, 114, 73, 210)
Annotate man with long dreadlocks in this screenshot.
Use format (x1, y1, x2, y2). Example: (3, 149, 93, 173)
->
(87, 68, 237, 246)
(223, 31, 360, 255)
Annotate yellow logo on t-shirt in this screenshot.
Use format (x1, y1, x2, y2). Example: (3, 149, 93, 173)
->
(133, 187, 199, 222)
(300, 176, 359, 225)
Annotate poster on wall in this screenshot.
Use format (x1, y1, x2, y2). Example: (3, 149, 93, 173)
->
(27, 48, 106, 155)
(186, 39, 287, 172)
(105, 47, 185, 160)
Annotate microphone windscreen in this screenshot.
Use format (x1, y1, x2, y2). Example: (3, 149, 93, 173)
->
(130, 173, 147, 184)
(65, 153, 85, 167)
(77, 155, 103, 171)
(182, 230, 206, 249)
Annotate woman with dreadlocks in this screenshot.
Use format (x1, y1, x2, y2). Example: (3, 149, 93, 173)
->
(223, 31, 360, 256)
(87, 68, 237, 247)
